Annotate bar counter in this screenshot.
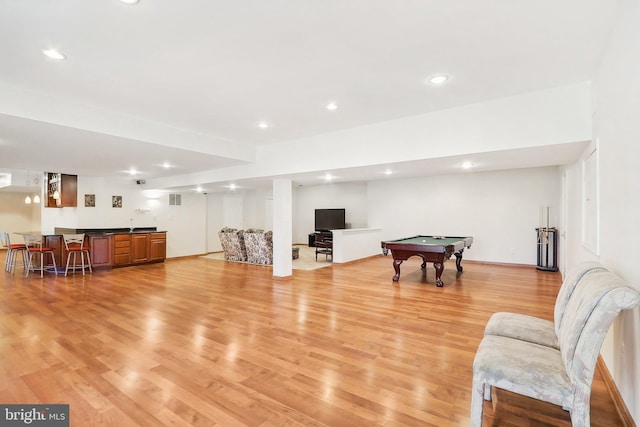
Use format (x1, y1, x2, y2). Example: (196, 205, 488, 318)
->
(54, 227, 163, 235)
(28, 228, 169, 269)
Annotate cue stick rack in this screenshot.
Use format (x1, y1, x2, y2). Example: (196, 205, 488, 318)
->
(536, 206, 558, 272)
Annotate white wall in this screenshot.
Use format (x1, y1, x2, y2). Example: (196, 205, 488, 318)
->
(40, 176, 150, 233)
(257, 187, 273, 230)
(222, 194, 244, 229)
(205, 187, 275, 253)
(564, 0, 640, 420)
(294, 182, 368, 244)
(77, 177, 141, 229)
(207, 193, 224, 253)
(0, 192, 41, 241)
(152, 192, 206, 258)
(368, 167, 560, 265)
(240, 187, 273, 231)
(290, 167, 560, 265)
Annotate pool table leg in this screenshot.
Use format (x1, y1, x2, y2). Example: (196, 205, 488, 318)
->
(455, 250, 464, 272)
(392, 259, 403, 282)
(434, 262, 444, 287)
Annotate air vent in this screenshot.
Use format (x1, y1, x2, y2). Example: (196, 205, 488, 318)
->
(169, 193, 182, 206)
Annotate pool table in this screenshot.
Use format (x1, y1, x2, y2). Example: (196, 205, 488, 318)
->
(381, 235, 473, 287)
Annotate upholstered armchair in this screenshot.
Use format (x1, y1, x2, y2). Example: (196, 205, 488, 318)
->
(483, 261, 607, 349)
(218, 227, 247, 261)
(470, 269, 640, 426)
(244, 229, 273, 265)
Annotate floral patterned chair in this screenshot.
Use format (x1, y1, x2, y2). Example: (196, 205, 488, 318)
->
(217, 227, 247, 261)
(470, 269, 640, 426)
(244, 229, 273, 265)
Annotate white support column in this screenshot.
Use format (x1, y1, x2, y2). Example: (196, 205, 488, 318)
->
(272, 179, 292, 277)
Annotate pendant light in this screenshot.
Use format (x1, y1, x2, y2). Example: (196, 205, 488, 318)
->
(24, 170, 41, 205)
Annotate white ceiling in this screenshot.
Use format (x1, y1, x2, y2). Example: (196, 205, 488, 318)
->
(0, 1, 619, 191)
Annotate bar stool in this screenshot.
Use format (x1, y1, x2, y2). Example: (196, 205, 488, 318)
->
(63, 234, 92, 276)
(1, 232, 28, 274)
(24, 234, 58, 278)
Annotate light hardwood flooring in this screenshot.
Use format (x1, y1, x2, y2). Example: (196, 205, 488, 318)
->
(0, 252, 623, 426)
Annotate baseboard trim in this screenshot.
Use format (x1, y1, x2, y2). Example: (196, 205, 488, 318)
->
(598, 356, 635, 426)
(463, 259, 537, 269)
(166, 254, 207, 261)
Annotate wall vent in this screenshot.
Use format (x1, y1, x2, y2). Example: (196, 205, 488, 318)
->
(169, 193, 182, 206)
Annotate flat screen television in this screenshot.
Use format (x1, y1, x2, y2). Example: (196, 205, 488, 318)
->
(315, 208, 346, 231)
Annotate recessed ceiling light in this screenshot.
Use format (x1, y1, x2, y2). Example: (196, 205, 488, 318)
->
(42, 49, 66, 60)
(128, 168, 138, 176)
(229, 183, 237, 191)
(461, 161, 475, 169)
(384, 169, 393, 175)
(120, 0, 139, 4)
(428, 74, 450, 85)
(326, 102, 338, 111)
(324, 173, 333, 182)
(257, 122, 270, 129)
(162, 162, 171, 169)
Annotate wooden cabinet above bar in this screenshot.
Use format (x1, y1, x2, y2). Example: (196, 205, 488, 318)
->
(45, 173, 77, 208)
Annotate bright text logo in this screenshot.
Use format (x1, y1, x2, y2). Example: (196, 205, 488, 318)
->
(0, 405, 69, 426)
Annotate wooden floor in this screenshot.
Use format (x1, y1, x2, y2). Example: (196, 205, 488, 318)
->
(0, 252, 623, 426)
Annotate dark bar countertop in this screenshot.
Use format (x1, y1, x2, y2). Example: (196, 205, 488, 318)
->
(54, 227, 165, 235)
